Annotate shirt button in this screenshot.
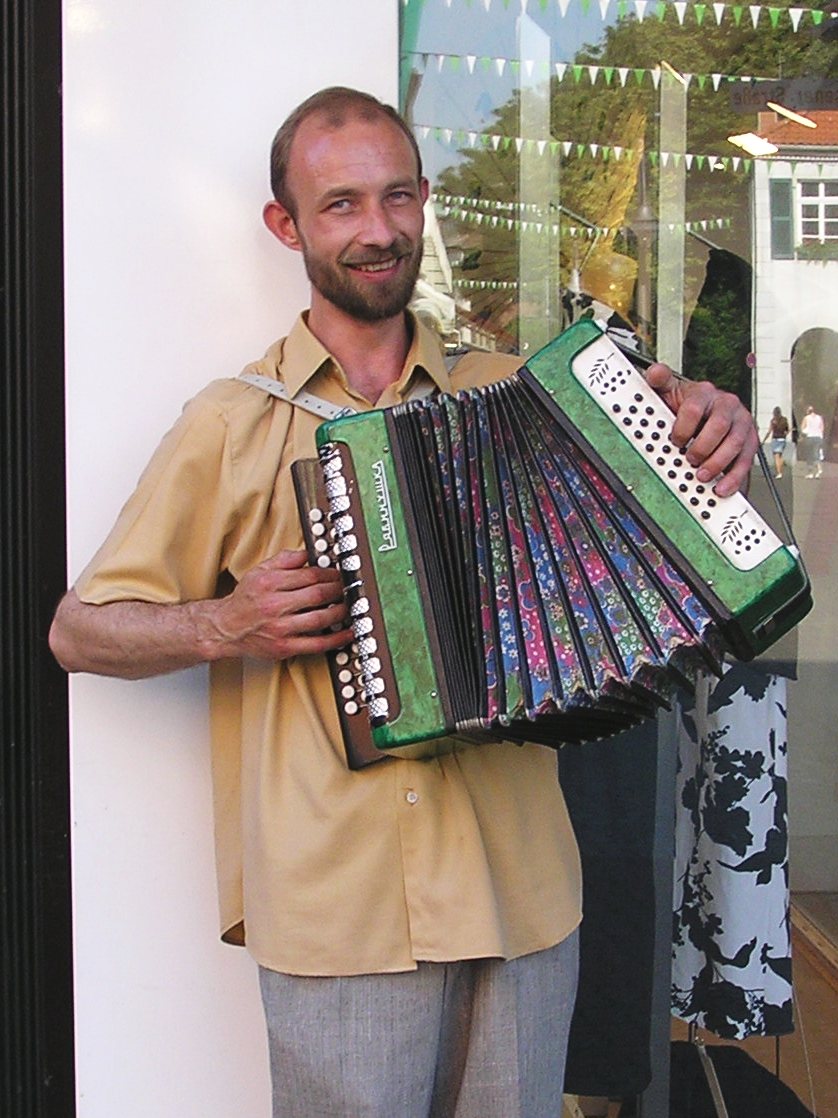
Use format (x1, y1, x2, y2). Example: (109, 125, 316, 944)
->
(405, 790, 419, 805)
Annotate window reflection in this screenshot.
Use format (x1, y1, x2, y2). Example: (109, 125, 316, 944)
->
(400, 0, 837, 1093)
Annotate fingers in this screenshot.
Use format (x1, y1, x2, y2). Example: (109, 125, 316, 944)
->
(644, 367, 758, 497)
(245, 549, 344, 609)
(212, 549, 352, 661)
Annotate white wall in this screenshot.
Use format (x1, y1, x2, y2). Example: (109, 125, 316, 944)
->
(62, 3, 398, 1114)
(753, 159, 838, 430)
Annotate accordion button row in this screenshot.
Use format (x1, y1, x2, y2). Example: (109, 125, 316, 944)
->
(308, 451, 390, 722)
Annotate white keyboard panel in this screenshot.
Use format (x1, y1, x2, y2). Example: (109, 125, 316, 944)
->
(571, 333, 781, 573)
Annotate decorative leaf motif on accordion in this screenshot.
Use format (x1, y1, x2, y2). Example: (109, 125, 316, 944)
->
(720, 512, 766, 544)
(585, 354, 631, 394)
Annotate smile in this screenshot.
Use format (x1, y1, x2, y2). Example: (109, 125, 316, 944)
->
(347, 258, 401, 273)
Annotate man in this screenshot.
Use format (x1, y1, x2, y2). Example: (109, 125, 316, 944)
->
(50, 87, 759, 1117)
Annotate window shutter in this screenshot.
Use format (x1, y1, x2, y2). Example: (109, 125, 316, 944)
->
(769, 179, 794, 259)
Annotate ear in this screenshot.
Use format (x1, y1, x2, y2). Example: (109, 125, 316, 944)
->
(419, 177, 430, 205)
(263, 199, 302, 252)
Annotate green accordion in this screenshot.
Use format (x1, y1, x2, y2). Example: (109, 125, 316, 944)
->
(293, 319, 811, 767)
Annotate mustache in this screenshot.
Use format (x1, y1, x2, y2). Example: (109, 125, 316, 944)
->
(339, 237, 417, 267)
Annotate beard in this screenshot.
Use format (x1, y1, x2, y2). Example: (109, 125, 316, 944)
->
(299, 233, 423, 322)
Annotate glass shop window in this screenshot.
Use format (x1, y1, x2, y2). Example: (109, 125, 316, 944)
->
(400, 0, 838, 1100)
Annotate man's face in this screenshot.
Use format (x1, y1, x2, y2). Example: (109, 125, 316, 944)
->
(281, 113, 428, 322)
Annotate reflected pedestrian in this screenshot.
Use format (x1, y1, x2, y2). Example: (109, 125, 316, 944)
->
(763, 406, 790, 479)
(800, 405, 824, 479)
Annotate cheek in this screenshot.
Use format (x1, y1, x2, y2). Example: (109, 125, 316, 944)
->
(312, 218, 364, 254)
(399, 214, 425, 248)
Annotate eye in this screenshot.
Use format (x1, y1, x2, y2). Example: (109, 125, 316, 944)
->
(326, 197, 354, 213)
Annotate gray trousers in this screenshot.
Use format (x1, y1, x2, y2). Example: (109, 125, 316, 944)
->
(258, 930, 579, 1118)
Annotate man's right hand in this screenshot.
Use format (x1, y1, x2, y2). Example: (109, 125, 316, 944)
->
(206, 549, 352, 661)
(49, 549, 352, 679)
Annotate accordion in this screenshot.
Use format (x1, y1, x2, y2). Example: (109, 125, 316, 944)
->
(293, 318, 811, 767)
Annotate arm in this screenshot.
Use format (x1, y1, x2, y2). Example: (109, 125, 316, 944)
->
(644, 364, 759, 498)
(49, 549, 353, 679)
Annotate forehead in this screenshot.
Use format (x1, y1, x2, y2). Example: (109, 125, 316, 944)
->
(287, 111, 419, 196)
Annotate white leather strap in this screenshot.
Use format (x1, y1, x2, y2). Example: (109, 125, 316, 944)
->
(239, 373, 357, 420)
(239, 370, 441, 419)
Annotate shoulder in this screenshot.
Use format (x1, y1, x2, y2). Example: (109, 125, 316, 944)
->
(148, 342, 296, 471)
(181, 338, 295, 428)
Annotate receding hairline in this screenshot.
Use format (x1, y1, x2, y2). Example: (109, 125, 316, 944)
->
(269, 88, 423, 214)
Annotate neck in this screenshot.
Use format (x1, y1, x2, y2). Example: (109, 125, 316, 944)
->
(307, 297, 411, 403)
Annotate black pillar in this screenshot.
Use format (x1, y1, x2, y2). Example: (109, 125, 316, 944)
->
(1, 1, 75, 1115)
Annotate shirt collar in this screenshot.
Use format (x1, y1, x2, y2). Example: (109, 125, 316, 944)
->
(278, 311, 453, 401)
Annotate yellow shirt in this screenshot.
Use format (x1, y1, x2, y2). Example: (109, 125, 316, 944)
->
(76, 313, 582, 976)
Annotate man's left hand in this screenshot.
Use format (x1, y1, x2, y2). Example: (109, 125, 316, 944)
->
(645, 363, 759, 498)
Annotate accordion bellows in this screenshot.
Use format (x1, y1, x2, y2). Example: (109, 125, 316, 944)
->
(293, 319, 811, 765)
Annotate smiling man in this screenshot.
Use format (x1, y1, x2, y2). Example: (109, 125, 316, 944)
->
(265, 100, 427, 328)
(50, 88, 759, 1117)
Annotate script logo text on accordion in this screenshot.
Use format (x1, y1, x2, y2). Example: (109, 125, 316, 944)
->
(371, 459, 398, 552)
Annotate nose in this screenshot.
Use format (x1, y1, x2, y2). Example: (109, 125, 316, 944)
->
(358, 200, 399, 247)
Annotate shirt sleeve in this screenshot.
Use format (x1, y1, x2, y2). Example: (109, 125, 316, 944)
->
(76, 389, 238, 606)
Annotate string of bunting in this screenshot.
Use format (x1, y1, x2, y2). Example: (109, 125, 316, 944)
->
(455, 279, 520, 290)
(406, 50, 778, 90)
(433, 191, 733, 237)
(415, 123, 753, 173)
(402, 0, 835, 33)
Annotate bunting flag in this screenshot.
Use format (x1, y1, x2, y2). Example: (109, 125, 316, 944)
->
(405, 49, 787, 90)
(415, 123, 754, 175)
(432, 191, 734, 239)
(401, 0, 834, 31)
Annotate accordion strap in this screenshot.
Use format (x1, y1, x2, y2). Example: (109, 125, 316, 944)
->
(239, 358, 458, 420)
(239, 372, 358, 420)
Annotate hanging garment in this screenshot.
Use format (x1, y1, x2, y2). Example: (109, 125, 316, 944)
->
(672, 662, 794, 1039)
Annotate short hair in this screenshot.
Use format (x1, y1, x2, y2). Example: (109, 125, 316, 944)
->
(269, 87, 423, 216)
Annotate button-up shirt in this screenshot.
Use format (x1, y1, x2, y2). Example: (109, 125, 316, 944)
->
(76, 312, 582, 976)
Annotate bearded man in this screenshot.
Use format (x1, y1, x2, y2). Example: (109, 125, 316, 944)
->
(50, 87, 758, 1117)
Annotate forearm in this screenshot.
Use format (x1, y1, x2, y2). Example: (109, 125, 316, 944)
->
(49, 552, 354, 679)
(49, 590, 229, 679)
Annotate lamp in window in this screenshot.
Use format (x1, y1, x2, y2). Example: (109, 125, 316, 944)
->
(726, 133, 779, 157)
(766, 102, 817, 129)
